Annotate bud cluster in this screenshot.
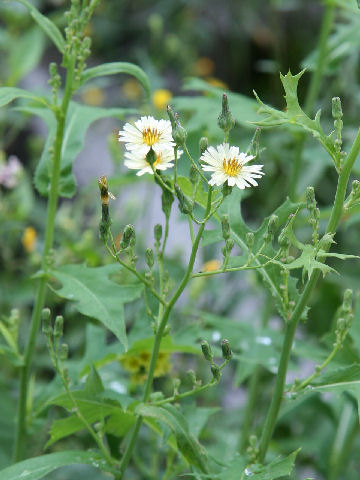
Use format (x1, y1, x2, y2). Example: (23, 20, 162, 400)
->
(200, 338, 232, 382)
(332, 97, 343, 155)
(247, 127, 262, 159)
(41, 308, 69, 373)
(345, 180, 360, 210)
(263, 215, 278, 244)
(48, 63, 61, 106)
(306, 186, 319, 246)
(218, 93, 235, 138)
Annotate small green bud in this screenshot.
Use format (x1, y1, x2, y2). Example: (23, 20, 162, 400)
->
(146, 248, 154, 269)
(336, 317, 346, 332)
(318, 232, 335, 250)
(246, 232, 254, 249)
(173, 378, 181, 395)
(174, 183, 193, 214)
(249, 435, 257, 448)
(161, 186, 174, 218)
(221, 215, 230, 240)
(187, 369, 197, 386)
(343, 289, 353, 313)
(264, 215, 278, 242)
(154, 224, 163, 243)
(247, 127, 261, 158)
(218, 93, 235, 133)
(120, 224, 135, 249)
(210, 363, 221, 381)
(54, 315, 63, 338)
(60, 343, 69, 362)
(149, 391, 164, 402)
(199, 137, 209, 155)
(332, 97, 343, 120)
(225, 238, 234, 253)
(306, 186, 316, 210)
(42, 308, 52, 335)
(201, 340, 213, 362)
(352, 180, 360, 195)
(189, 165, 199, 185)
(221, 339, 232, 360)
(222, 183, 233, 198)
(146, 147, 157, 167)
(167, 106, 187, 146)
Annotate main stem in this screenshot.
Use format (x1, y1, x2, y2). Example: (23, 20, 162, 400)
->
(257, 126, 360, 462)
(289, 2, 335, 199)
(117, 188, 213, 479)
(13, 60, 74, 462)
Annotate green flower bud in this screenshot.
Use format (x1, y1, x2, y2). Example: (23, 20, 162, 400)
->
(146, 248, 154, 268)
(120, 224, 136, 249)
(54, 315, 64, 338)
(246, 232, 254, 249)
(199, 137, 209, 155)
(166, 106, 187, 146)
(221, 339, 232, 360)
(225, 238, 234, 253)
(60, 343, 69, 362)
(189, 165, 199, 185)
(343, 289, 353, 313)
(351, 180, 360, 195)
(247, 127, 261, 158)
(306, 186, 316, 211)
(201, 340, 213, 362)
(174, 183, 193, 214)
(218, 93, 235, 133)
(221, 215, 230, 240)
(332, 97, 343, 120)
(146, 147, 157, 167)
(154, 224, 162, 243)
(211, 363, 221, 381)
(161, 185, 174, 218)
(187, 369, 197, 386)
(222, 183, 233, 198)
(318, 232, 335, 251)
(149, 391, 164, 402)
(42, 308, 52, 335)
(173, 378, 181, 395)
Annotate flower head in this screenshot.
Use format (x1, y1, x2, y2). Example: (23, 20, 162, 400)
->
(119, 115, 174, 155)
(200, 143, 264, 189)
(124, 148, 181, 176)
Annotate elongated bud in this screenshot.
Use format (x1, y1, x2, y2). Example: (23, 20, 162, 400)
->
(98, 176, 112, 242)
(246, 232, 254, 249)
(211, 363, 221, 381)
(120, 224, 135, 249)
(199, 137, 208, 155)
(221, 339, 232, 360)
(218, 93, 235, 133)
(201, 340, 213, 362)
(146, 248, 154, 268)
(306, 186, 316, 211)
(221, 215, 230, 240)
(174, 183, 193, 214)
(54, 315, 63, 338)
(318, 232, 335, 250)
(352, 180, 360, 195)
(189, 165, 199, 185)
(343, 289, 353, 313)
(161, 185, 174, 218)
(264, 215, 278, 242)
(225, 238, 234, 253)
(60, 343, 69, 362)
(42, 308, 52, 335)
(173, 378, 181, 395)
(154, 224, 162, 243)
(332, 97, 343, 120)
(146, 147, 157, 167)
(247, 127, 261, 158)
(167, 106, 187, 146)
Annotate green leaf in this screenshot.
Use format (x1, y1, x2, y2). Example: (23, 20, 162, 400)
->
(81, 62, 151, 98)
(249, 450, 300, 480)
(50, 264, 143, 350)
(0, 87, 47, 108)
(253, 70, 340, 167)
(13, 0, 65, 53)
(85, 364, 104, 396)
(285, 244, 337, 282)
(19, 102, 133, 197)
(136, 403, 209, 472)
(0, 451, 104, 480)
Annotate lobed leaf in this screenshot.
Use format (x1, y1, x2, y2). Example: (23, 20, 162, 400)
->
(0, 87, 47, 108)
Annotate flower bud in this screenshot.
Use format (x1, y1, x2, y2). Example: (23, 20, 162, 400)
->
(149, 391, 164, 402)
(318, 232, 335, 251)
(189, 165, 199, 185)
(217, 93, 235, 133)
(187, 369, 197, 386)
(247, 127, 261, 158)
(246, 232, 254, 249)
(120, 224, 135, 249)
(332, 97, 343, 120)
(211, 363, 221, 381)
(60, 343, 69, 361)
(306, 186, 316, 211)
(54, 315, 63, 338)
(221, 339, 232, 360)
(343, 289, 353, 313)
(221, 215, 230, 240)
(42, 308, 52, 335)
(146, 147, 157, 167)
(161, 186, 174, 218)
(173, 378, 181, 395)
(174, 183, 193, 214)
(222, 183, 233, 198)
(167, 106, 187, 146)
(146, 248, 154, 268)
(199, 137, 209, 155)
(225, 238, 234, 253)
(154, 224, 162, 243)
(201, 340, 213, 362)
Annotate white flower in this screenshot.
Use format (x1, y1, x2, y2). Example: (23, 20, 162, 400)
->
(124, 148, 181, 176)
(119, 115, 175, 155)
(200, 143, 264, 189)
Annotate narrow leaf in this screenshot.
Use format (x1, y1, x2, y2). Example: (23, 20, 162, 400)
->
(0, 87, 47, 108)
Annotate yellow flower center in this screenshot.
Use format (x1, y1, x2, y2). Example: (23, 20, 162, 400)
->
(223, 157, 242, 177)
(142, 127, 160, 146)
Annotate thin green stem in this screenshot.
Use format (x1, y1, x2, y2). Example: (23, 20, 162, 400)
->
(257, 126, 360, 463)
(13, 59, 75, 462)
(183, 145, 208, 183)
(117, 187, 213, 479)
(289, 3, 335, 199)
(188, 216, 195, 243)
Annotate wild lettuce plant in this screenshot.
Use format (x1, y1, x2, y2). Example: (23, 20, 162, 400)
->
(1, 1, 360, 480)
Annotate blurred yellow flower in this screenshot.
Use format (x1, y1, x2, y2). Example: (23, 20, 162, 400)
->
(152, 89, 172, 110)
(201, 259, 221, 272)
(120, 350, 171, 384)
(122, 79, 143, 101)
(194, 57, 215, 77)
(81, 87, 106, 106)
(22, 226, 37, 253)
(205, 77, 229, 90)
